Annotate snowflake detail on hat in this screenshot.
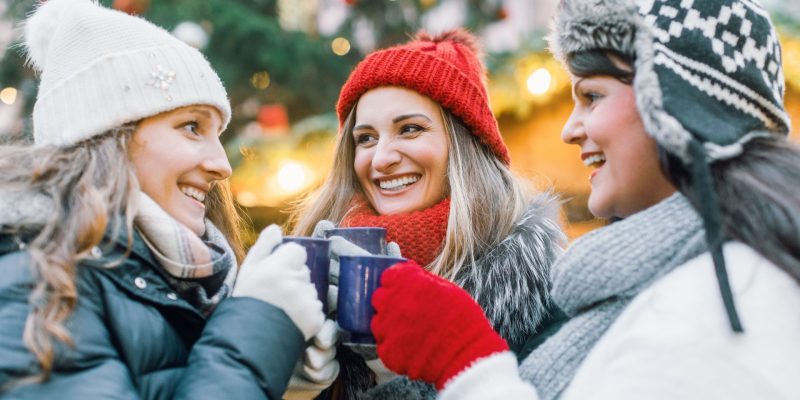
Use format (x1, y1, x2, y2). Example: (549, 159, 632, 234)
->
(640, 0, 784, 106)
(147, 65, 177, 101)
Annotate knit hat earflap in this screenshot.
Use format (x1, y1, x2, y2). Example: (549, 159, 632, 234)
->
(337, 29, 511, 165)
(550, 0, 791, 333)
(23, 0, 231, 146)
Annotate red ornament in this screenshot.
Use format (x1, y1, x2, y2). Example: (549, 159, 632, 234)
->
(113, 0, 151, 15)
(344, 0, 358, 5)
(496, 7, 508, 21)
(257, 104, 290, 136)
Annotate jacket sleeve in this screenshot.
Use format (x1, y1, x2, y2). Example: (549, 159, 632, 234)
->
(173, 297, 305, 400)
(438, 352, 540, 400)
(0, 252, 141, 399)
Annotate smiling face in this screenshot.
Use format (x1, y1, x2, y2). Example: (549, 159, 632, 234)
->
(352, 87, 449, 215)
(561, 73, 675, 218)
(129, 105, 232, 235)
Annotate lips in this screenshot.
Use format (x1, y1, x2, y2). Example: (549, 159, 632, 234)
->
(178, 184, 207, 203)
(375, 174, 421, 191)
(582, 153, 606, 168)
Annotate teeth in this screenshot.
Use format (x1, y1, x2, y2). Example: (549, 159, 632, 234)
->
(179, 185, 206, 202)
(583, 154, 606, 167)
(379, 175, 420, 190)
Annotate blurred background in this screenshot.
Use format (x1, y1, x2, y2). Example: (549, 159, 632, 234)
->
(2, 0, 799, 242)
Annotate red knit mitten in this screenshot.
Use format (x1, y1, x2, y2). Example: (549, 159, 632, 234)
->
(371, 261, 509, 390)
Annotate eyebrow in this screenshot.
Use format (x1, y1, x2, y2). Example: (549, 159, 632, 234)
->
(188, 109, 213, 120)
(353, 113, 433, 132)
(393, 113, 431, 124)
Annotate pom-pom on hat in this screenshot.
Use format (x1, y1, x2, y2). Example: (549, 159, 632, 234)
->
(23, 0, 231, 146)
(336, 29, 510, 165)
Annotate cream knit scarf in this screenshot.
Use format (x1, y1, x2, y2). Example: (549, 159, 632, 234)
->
(134, 192, 237, 316)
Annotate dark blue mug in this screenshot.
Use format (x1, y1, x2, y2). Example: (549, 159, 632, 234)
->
(337, 254, 407, 344)
(323, 227, 387, 255)
(282, 236, 331, 313)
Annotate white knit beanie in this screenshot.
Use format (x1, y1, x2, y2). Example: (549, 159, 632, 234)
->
(24, 0, 231, 146)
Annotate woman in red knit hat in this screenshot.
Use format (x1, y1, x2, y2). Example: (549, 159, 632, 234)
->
(288, 29, 566, 399)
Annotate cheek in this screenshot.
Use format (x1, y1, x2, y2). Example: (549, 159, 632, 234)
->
(353, 150, 372, 183)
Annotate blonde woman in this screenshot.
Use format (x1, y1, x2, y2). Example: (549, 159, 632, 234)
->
(290, 29, 565, 399)
(0, 0, 323, 398)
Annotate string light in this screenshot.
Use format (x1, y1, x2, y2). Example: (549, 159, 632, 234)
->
(526, 68, 552, 96)
(0, 87, 17, 105)
(331, 37, 351, 56)
(250, 71, 271, 90)
(277, 162, 307, 193)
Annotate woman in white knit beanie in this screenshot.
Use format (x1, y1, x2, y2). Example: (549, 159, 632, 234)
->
(0, 0, 327, 398)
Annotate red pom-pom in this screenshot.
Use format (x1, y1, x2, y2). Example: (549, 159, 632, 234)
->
(414, 28, 482, 57)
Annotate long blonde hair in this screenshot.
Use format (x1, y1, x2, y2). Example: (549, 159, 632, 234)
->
(0, 127, 244, 383)
(289, 106, 529, 280)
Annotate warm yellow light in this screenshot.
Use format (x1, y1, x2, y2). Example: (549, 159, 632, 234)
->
(277, 162, 306, 193)
(331, 37, 351, 56)
(0, 87, 17, 105)
(250, 71, 271, 90)
(236, 191, 258, 207)
(526, 68, 552, 96)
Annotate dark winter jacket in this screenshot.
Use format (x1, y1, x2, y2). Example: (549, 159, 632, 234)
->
(0, 228, 304, 399)
(328, 194, 568, 400)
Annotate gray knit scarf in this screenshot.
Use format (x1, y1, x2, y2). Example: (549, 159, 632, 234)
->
(519, 193, 706, 399)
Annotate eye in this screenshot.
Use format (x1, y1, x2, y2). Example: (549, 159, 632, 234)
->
(181, 121, 201, 136)
(399, 124, 427, 135)
(581, 91, 602, 105)
(355, 132, 377, 146)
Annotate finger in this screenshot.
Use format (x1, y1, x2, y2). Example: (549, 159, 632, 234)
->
(305, 343, 336, 369)
(313, 319, 339, 349)
(302, 359, 339, 383)
(329, 236, 370, 256)
(326, 285, 338, 314)
(329, 259, 340, 284)
(242, 225, 283, 267)
(312, 220, 336, 239)
(371, 287, 388, 313)
(386, 241, 402, 257)
(271, 242, 308, 270)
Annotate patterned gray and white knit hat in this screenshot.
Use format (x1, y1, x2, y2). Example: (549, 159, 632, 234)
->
(549, 0, 790, 163)
(550, 0, 792, 333)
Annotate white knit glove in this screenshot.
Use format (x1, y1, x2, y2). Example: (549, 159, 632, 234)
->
(233, 225, 325, 341)
(284, 319, 341, 400)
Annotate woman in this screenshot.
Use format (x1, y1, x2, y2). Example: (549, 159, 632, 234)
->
(0, 0, 323, 398)
(368, 0, 800, 399)
(289, 30, 565, 399)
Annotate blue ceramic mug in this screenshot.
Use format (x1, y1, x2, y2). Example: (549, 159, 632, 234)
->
(282, 236, 331, 313)
(337, 254, 407, 344)
(323, 227, 387, 255)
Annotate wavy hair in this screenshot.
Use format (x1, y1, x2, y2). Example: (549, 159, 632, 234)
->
(0, 127, 244, 384)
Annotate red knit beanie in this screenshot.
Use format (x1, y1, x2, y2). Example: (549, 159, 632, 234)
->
(336, 29, 510, 165)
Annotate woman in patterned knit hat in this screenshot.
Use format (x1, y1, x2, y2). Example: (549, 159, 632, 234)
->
(0, 0, 325, 397)
(364, 1, 800, 399)
(288, 29, 566, 399)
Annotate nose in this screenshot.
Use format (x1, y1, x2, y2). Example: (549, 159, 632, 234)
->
(202, 137, 233, 181)
(371, 136, 401, 173)
(560, 106, 586, 145)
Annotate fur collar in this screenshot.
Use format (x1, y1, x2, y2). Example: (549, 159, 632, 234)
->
(453, 192, 565, 347)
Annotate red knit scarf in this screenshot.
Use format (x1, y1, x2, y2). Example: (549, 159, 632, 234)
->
(341, 197, 450, 267)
